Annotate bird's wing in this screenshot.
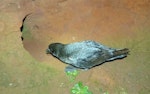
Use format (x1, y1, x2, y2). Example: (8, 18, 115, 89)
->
(63, 41, 105, 68)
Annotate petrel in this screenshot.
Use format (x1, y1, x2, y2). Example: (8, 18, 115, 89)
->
(46, 40, 129, 71)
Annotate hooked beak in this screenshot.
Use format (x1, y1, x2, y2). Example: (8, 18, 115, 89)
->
(46, 48, 51, 54)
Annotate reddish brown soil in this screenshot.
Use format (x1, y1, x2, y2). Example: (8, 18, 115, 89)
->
(0, 0, 150, 94)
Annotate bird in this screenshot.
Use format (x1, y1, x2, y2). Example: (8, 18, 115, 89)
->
(46, 40, 129, 72)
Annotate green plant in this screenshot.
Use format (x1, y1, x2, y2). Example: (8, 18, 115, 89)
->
(66, 70, 79, 82)
(66, 70, 93, 94)
(71, 82, 92, 94)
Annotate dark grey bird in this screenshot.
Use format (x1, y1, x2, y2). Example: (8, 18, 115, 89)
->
(46, 40, 129, 71)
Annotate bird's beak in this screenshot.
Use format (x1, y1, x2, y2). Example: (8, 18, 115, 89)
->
(46, 49, 50, 54)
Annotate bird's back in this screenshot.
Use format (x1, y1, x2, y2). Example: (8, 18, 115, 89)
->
(60, 40, 112, 68)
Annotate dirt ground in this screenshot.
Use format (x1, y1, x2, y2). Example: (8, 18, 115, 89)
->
(0, 0, 150, 94)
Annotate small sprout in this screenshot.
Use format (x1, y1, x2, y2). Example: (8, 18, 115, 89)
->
(65, 70, 93, 94)
(71, 82, 92, 94)
(66, 70, 79, 82)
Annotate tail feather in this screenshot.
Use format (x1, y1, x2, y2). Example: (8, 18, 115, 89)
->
(113, 48, 129, 57)
(107, 48, 129, 61)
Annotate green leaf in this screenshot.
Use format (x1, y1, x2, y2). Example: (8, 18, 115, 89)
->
(66, 70, 79, 82)
(71, 82, 93, 94)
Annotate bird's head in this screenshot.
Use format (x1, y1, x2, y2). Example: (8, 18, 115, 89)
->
(46, 43, 64, 57)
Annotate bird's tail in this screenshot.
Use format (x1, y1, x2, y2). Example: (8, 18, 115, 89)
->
(113, 48, 129, 57)
(107, 48, 129, 61)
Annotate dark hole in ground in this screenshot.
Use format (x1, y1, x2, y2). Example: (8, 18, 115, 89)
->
(20, 13, 32, 40)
